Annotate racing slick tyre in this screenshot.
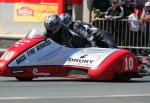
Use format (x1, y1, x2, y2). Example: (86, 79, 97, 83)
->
(112, 74, 132, 82)
(16, 77, 33, 81)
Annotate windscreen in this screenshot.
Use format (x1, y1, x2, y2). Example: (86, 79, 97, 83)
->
(25, 28, 44, 39)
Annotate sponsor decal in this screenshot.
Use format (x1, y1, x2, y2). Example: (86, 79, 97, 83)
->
(17, 7, 34, 16)
(14, 3, 58, 22)
(16, 54, 26, 64)
(35, 39, 51, 51)
(26, 48, 36, 57)
(33, 68, 50, 76)
(68, 58, 94, 64)
(80, 54, 88, 58)
(12, 70, 25, 74)
(15, 39, 51, 65)
(14, 39, 31, 47)
(67, 54, 94, 65)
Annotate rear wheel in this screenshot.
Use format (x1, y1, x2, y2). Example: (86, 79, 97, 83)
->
(16, 77, 33, 81)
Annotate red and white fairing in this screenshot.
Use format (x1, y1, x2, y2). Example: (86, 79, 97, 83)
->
(0, 29, 139, 81)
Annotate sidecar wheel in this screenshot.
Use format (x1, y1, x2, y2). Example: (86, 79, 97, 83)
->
(112, 74, 132, 82)
(16, 77, 33, 81)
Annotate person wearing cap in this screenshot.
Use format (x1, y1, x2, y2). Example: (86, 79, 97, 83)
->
(141, 2, 150, 21)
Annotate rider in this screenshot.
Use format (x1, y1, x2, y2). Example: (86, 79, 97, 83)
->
(44, 14, 85, 48)
(59, 13, 117, 48)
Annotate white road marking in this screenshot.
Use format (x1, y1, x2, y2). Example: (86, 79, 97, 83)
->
(0, 94, 150, 100)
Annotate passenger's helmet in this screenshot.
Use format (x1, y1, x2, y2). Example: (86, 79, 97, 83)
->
(59, 13, 72, 28)
(44, 14, 61, 34)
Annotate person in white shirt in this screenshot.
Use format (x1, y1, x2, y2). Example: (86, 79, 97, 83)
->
(128, 8, 143, 47)
(128, 8, 141, 32)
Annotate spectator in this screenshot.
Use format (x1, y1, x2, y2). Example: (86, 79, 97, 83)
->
(141, 1, 150, 21)
(128, 9, 141, 32)
(121, 0, 136, 46)
(104, 0, 124, 44)
(128, 8, 143, 46)
(141, 1, 150, 55)
(105, 0, 124, 20)
(122, 0, 135, 18)
(141, 1, 150, 42)
(91, 0, 110, 19)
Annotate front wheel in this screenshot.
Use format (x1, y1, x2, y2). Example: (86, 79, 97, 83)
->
(16, 77, 33, 81)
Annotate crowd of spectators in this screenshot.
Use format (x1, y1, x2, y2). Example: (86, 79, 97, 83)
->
(91, 0, 147, 20)
(91, 0, 150, 56)
(91, 0, 150, 29)
(91, 0, 150, 35)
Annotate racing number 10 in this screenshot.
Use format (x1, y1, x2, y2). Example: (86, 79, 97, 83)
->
(0, 51, 15, 61)
(125, 57, 134, 71)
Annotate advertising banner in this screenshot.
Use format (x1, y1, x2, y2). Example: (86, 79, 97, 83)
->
(14, 3, 58, 22)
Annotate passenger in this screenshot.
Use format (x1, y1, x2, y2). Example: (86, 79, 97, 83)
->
(44, 14, 85, 48)
(59, 13, 117, 48)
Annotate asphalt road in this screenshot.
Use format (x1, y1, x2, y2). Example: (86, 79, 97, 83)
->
(0, 77, 150, 103)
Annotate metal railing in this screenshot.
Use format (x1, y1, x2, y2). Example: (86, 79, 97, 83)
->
(92, 18, 150, 49)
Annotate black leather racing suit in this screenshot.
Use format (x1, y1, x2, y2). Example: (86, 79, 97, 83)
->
(70, 21, 117, 48)
(45, 25, 85, 48)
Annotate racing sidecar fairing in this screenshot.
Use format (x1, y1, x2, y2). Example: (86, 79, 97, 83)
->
(0, 29, 148, 81)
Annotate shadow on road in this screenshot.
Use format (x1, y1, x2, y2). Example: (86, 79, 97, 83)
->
(0, 77, 150, 83)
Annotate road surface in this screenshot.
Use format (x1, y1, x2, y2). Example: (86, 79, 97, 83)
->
(0, 77, 150, 103)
